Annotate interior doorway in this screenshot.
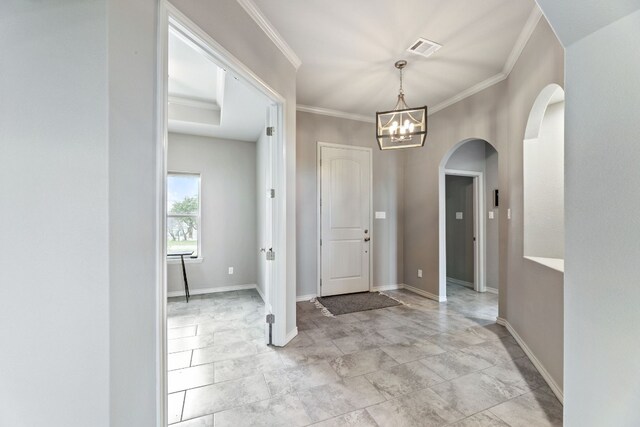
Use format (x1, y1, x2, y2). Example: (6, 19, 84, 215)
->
(317, 142, 372, 297)
(438, 139, 499, 300)
(445, 174, 476, 290)
(158, 4, 288, 425)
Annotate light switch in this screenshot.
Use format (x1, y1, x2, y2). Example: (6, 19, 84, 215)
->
(228, 267, 234, 275)
(456, 212, 463, 220)
(375, 211, 386, 219)
(488, 211, 494, 219)
(507, 208, 512, 220)
(417, 269, 423, 278)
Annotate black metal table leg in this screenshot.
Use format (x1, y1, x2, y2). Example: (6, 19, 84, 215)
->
(180, 254, 190, 302)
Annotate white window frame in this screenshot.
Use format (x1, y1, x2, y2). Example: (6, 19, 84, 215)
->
(167, 171, 202, 262)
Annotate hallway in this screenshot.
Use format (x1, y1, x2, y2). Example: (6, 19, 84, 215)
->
(167, 285, 562, 426)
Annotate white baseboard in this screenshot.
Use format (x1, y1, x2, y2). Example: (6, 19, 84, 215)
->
(284, 327, 298, 345)
(402, 283, 447, 302)
(496, 317, 564, 404)
(372, 284, 403, 292)
(167, 283, 257, 298)
(447, 277, 474, 289)
(296, 293, 317, 302)
(485, 286, 499, 295)
(255, 284, 266, 303)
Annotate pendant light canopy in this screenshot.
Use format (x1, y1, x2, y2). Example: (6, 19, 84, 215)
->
(376, 60, 427, 150)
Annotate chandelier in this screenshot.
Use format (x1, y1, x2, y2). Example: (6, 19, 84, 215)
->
(376, 60, 427, 150)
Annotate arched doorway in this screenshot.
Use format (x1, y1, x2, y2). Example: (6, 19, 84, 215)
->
(438, 139, 499, 307)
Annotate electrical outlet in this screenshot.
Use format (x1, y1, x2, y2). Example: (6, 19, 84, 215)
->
(418, 269, 423, 278)
(228, 267, 234, 275)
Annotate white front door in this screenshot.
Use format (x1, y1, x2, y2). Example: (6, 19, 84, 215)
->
(320, 144, 371, 296)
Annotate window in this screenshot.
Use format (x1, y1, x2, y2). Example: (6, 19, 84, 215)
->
(167, 173, 201, 257)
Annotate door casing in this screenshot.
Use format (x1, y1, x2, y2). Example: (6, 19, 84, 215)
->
(316, 142, 373, 298)
(441, 168, 487, 296)
(157, 3, 289, 425)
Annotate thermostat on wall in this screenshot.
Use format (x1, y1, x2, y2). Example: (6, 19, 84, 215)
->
(375, 211, 386, 219)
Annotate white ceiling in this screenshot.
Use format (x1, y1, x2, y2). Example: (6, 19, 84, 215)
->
(253, 0, 537, 117)
(168, 28, 270, 142)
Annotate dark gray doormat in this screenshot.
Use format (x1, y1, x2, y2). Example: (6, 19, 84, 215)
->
(316, 292, 401, 315)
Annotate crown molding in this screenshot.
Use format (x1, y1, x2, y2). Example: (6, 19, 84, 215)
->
(504, 6, 543, 75)
(430, 5, 542, 115)
(297, 105, 376, 124)
(429, 72, 508, 114)
(236, 0, 302, 70)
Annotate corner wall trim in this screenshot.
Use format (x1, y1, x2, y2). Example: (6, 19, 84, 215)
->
(167, 283, 257, 298)
(296, 294, 317, 302)
(446, 277, 474, 289)
(402, 283, 447, 302)
(372, 284, 403, 292)
(255, 284, 266, 303)
(284, 327, 299, 345)
(236, 0, 302, 70)
(485, 287, 499, 295)
(297, 105, 375, 124)
(496, 317, 564, 404)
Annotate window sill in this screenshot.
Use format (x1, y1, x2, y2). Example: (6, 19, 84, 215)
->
(167, 257, 204, 265)
(524, 256, 564, 273)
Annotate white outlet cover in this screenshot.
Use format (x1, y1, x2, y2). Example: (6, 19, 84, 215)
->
(456, 212, 463, 220)
(418, 269, 423, 278)
(228, 267, 234, 275)
(375, 211, 386, 219)
(488, 211, 494, 219)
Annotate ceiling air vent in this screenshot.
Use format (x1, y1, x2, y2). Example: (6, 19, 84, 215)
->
(407, 38, 442, 58)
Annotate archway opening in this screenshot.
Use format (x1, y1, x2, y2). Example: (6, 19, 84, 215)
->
(438, 138, 499, 319)
(524, 84, 565, 272)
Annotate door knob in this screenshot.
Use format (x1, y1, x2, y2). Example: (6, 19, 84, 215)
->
(364, 237, 370, 242)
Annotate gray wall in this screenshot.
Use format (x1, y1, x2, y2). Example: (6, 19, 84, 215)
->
(504, 16, 565, 392)
(167, 133, 257, 293)
(296, 112, 404, 297)
(1, 0, 298, 424)
(485, 148, 499, 292)
(561, 8, 640, 426)
(446, 176, 475, 283)
(403, 17, 564, 391)
(0, 1, 111, 425)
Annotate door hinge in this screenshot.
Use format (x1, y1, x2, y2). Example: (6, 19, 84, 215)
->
(266, 248, 275, 261)
(266, 313, 275, 324)
(320, 238, 322, 246)
(320, 278, 322, 288)
(266, 126, 275, 136)
(269, 188, 275, 198)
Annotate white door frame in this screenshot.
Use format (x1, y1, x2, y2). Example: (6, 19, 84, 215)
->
(156, 3, 288, 425)
(439, 168, 487, 296)
(316, 142, 373, 297)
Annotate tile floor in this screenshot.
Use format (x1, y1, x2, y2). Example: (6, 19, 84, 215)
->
(166, 285, 563, 426)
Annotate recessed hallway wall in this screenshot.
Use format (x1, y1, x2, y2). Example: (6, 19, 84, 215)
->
(403, 16, 565, 395)
(296, 112, 404, 298)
